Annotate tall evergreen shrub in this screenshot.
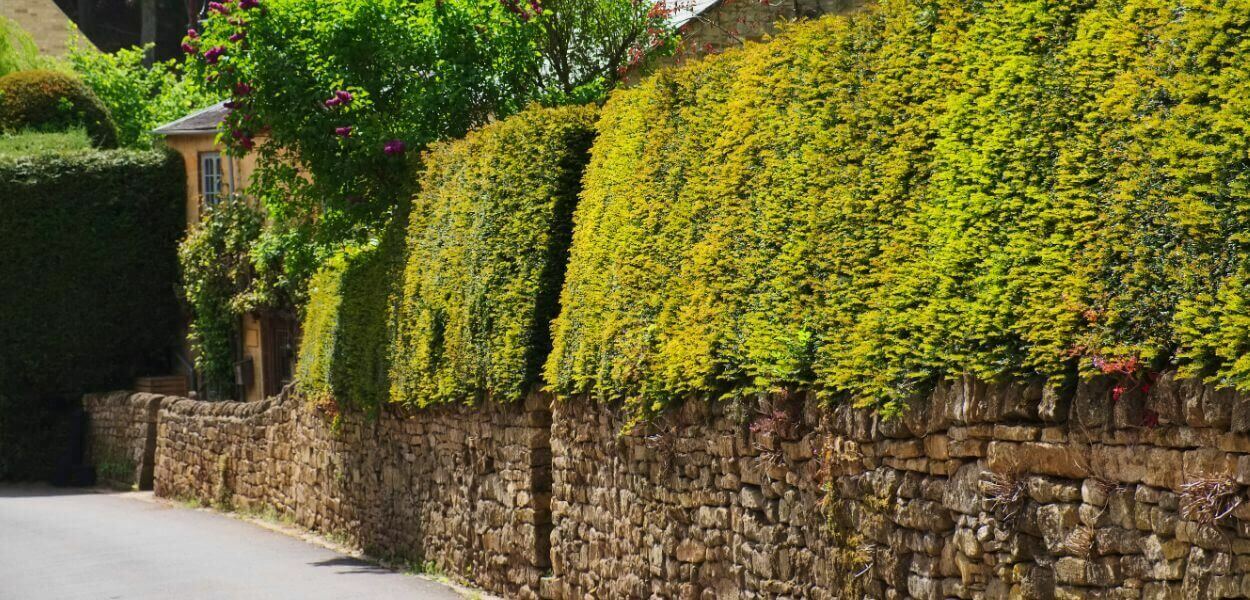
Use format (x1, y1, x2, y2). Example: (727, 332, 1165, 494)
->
(0, 149, 184, 478)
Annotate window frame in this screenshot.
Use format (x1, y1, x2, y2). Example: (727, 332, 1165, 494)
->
(199, 151, 224, 207)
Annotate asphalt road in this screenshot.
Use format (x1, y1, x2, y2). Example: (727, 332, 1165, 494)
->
(0, 486, 468, 600)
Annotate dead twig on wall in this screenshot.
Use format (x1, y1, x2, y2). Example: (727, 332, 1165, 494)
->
(1180, 478, 1242, 527)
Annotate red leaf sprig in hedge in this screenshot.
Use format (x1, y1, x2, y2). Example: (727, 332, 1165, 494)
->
(1091, 355, 1157, 404)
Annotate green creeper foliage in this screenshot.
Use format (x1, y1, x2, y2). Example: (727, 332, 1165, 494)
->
(0, 70, 119, 148)
(548, 0, 1250, 419)
(178, 200, 264, 397)
(0, 149, 184, 478)
(391, 104, 597, 407)
(297, 223, 405, 413)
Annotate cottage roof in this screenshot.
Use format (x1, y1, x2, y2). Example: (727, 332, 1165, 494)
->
(670, 0, 722, 30)
(152, 101, 230, 136)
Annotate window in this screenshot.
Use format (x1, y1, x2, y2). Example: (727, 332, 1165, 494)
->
(200, 152, 224, 206)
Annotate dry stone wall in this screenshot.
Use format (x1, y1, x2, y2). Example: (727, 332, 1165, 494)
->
(82, 391, 162, 489)
(544, 375, 1250, 600)
(152, 389, 553, 599)
(86, 373, 1250, 599)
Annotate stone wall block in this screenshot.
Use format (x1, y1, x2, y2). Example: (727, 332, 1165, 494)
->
(1072, 378, 1113, 429)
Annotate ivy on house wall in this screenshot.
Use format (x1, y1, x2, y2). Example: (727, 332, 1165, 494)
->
(178, 200, 264, 397)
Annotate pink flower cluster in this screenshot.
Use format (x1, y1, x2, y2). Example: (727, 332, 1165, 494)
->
(500, 0, 542, 21)
(231, 128, 256, 150)
(203, 46, 227, 64)
(383, 139, 407, 156)
(324, 90, 354, 108)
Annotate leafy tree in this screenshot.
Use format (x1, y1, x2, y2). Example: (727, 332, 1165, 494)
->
(186, 0, 535, 246)
(68, 40, 219, 148)
(503, 0, 680, 104)
(0, 17, 45, 77)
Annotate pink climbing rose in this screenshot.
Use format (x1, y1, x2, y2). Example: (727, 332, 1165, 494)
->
(383, 139, 406, 155)
(203, 46, 226, 64)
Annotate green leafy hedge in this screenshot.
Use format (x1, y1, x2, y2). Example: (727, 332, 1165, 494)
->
(0, 70, 119, 148)
(297, 222, 405, 413)
(390, 104, 597, 407)
(298, 104, 597, 411)
(546, 0, 1250, 418)
(0, 149, 184, 478)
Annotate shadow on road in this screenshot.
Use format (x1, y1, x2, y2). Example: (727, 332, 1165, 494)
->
(307, 556, 398, 575)
(0, 484, 103, 499)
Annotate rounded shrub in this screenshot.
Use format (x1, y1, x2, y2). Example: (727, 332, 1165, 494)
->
(0, 69, 119, 148)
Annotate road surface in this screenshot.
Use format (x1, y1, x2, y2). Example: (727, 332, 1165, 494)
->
(0, 486, 468, 600)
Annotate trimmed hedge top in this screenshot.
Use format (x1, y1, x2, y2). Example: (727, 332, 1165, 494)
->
(0, 70, 119, 148)
(546, 0, 1250, 417)
(391, 104, 597, 406)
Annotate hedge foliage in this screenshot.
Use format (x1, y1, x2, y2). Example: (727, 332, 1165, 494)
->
(0, 149, 184, 477)
(0, 70, 119, 148)
(0, 17, 43, 78)
(297, 223, 405, 413)
(546, 0, 1250, 417)
(390, 104, 597, 406)
(298, 104, 597, 410)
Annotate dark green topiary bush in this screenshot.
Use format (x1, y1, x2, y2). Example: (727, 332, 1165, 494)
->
(0, 148, 185, 479)
(0, 69, 119, 148)
(547, 0, 1250, 420)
